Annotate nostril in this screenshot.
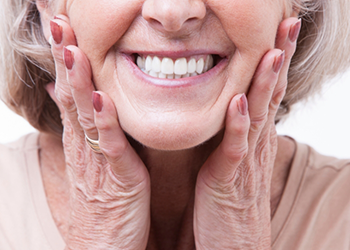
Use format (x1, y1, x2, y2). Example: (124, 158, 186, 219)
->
(142, 0, 206, 33)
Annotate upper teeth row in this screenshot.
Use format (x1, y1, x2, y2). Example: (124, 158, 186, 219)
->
(136, 55, 214, 79)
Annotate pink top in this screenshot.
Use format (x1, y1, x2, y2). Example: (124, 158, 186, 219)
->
(0, 133, 349, 249)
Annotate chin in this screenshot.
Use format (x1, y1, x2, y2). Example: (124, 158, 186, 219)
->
(120, 116, 223, 151)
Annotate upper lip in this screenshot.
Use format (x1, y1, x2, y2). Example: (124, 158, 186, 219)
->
(120, 50, 228, 59)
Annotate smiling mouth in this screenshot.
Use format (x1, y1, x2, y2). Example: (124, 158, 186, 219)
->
(133, 54, 221, 79)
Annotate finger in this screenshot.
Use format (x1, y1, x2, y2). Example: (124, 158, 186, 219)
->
(200, 94, 250, 184)
(271, 17, 301, 119)
(49, 18, 79, 130)
(44, 82, 65, 119)
(64, 46, 98, 140)
(247, 49, 285, 148)
(93, 91, 148, 185)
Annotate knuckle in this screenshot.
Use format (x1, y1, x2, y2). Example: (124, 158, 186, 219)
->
(55, 88, 74, 108)
(103, 141, 129, 162)
(250, 112, 268, 132)
(53, 53, 65, 66)
(222, 143, 248, 163)
(231, 120, 248, 135)
(77, 114, 96, 132)
(271, 82, 287, 106)
(95, 118, 112, 132)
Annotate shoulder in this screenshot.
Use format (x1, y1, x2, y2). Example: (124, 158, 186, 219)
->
(272, 141, 350, 250)
(298, 142, 350, 185)
(306, 144, 350, 171)
(0, 132, 40, 175)
(294, 142, 350, 203)
(0, 133, 57, 249)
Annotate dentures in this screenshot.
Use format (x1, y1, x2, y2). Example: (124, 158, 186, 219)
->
(136, 55, 214, 79)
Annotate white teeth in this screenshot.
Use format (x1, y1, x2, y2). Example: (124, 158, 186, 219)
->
(188, 58, 196, 74)
(158, 72, 166, 78)
(149, 70, 158, 78)
(174, 58, 187, 75)
(136, 55, 215, 79)
(137, 56, 145, 69)
(161, 58, 174, 74)
(196, 58, 204, 74)
(152, 56, 161, 72)
(145, 56, 152, 71)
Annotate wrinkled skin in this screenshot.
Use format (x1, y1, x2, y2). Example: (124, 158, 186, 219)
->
(37, 0, 300, 249)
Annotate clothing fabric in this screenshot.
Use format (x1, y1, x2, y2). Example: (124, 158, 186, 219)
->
(0, 133, 349, 250)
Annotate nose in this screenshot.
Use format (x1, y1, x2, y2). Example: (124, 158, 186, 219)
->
(142, 0, 206, 33)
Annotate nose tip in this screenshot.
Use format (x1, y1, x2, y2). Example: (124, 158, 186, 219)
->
(142, 0, 206, 33)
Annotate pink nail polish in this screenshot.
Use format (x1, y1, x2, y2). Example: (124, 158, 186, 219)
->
(50, 20, 62, 44)
(273, 51, 285, 73)
(237, 94, 248, 116)
(289, 19, 301, 43)
(92, 92, 103, 112)
(64, 47, 74, 70)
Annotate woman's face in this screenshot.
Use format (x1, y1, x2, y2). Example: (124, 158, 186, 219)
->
(51, 0, 293, 150)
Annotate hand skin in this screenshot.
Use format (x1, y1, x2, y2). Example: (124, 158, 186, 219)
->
(45, 16, 299, 250)
(194, 18, 300, 249)
(49, 17, 151, 250)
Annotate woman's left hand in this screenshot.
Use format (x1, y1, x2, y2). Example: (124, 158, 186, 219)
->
(194, 17, 301, 249)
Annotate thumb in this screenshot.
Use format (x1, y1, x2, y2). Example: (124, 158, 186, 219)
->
(200, 94, 250, 184)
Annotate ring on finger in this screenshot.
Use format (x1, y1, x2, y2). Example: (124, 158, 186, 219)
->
(85, 134, 103, 154)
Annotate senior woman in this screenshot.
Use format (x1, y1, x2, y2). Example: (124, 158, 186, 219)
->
(1, 0, 350, 249)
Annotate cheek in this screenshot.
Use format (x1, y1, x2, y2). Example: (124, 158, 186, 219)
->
(209, 0, 281, 55)
(208, 0, 282, 96)
(68, 0, 143, 69)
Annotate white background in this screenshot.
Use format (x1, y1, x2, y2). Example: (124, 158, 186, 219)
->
(1, 70, 350, 159)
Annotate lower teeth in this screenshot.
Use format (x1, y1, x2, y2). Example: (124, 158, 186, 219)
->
(141, 70, 199, 79)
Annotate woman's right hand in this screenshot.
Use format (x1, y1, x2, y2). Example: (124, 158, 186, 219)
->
(48, 16, 150, 250)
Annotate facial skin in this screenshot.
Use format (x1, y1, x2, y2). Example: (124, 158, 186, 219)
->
(45, 0, 293, 150)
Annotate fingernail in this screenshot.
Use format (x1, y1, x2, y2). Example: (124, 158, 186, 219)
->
(50, 20, 62, 44)
(48, 36, 53, 46)
(64, 47, 74, 70)
(289, 19, 301, 43)
(92, 92, 103, 112)
(273, 51, 285, 73)
(237, 94, 248, 116)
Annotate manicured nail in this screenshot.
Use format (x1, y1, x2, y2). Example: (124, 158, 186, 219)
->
(273, 51, 285, 73)
(92, 92, 103, 112)
(50, 20, 62, 44)
(64, 47, 74, 70)
(289, 19, 301, 43)
(48, 36, 53, 46)
(237, 94, 248, 116)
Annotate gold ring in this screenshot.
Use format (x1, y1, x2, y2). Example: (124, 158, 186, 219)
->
(85, 134, 102, 154)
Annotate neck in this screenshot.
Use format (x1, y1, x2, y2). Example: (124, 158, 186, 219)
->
(128, 132, 223, 249)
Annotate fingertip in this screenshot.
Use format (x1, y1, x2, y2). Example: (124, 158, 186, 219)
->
(92, 91, 103, 113)
(273, 50, 285, 74)
(93, 91, 119, 134)
(50, 20, 63, 45)
(225, 94, 250, 135)
(237, 93, 248, 116)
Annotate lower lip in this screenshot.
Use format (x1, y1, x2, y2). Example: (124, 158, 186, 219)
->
(121, 54, 228, 88)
